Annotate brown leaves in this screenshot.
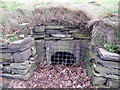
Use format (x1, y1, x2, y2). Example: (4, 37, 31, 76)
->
(1, 62, 92, 88)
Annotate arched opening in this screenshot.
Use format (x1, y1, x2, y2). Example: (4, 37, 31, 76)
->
(51, 51, 76, 66)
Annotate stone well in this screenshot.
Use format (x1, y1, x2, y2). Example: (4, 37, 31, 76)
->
(33, 25, 90, 66)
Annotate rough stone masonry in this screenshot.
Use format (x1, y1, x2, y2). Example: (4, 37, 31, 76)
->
(0, 37, 38, 80)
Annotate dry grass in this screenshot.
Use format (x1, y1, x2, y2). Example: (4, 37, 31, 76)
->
(0, 7, 91, 37)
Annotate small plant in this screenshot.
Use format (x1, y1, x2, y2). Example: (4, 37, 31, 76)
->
(5, 31, 20, 42)
(104, 42, 116, 53)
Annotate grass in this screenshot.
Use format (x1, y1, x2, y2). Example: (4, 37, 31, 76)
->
(0, 0, 119, 18)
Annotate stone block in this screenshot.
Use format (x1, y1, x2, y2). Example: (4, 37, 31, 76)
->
(95, 56, 120, 69)
(13, 48, 31, 62)
(0, 58, 13, 63)
(11, 65, 31, 75)
(93, 64, 120, 75)
(34, 34, 45, 39)
(3, 66, 11, 73)
(98, 48, 120, 61)
(0, 70, 3, 73)
(0, 52, 13, 60)
(0, 64, 3, 70)
(34, 26, 45, 33)
(29, 55, 37, 61)
(35, 40, 45, 61)
(0, 43, 8, 49)
(106, 79, 120, 88)
(0, 69, 34, 80)
(51, 34, 72, 38)
(92, 76, 106, 86)
(69, 29, 81, 34)
(10, 61, 30, 70)
(92, 69, 120, 80)
(8, 37, 32, 49)
(73, 34, 88, 39)
(45, 26, 64, 30)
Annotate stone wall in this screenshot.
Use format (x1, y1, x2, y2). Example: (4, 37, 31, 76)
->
(86, 46, 120, 88)
(33, 25, 89, 65)
(0, 37, 37, 80)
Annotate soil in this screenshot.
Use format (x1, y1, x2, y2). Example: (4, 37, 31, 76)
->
(0, 62, 93, 88)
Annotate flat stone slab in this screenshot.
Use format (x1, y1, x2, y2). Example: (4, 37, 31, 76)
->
(45, 26, 64, 30)
(8, 37, 32, 49)
(51, 34, 72, 38)
(0, 69, 34, 80)
(0, 58, 13, 63)
(0, 52, 13, 60)
(0, 64, 3, 70)
(13, 48, 31, 62)
(3, 66, 11, 73)
(34, 26, 45, 33)
(10, 61, 30, 70)
(107, 79, 120, 88)
(90, 51, 120, 69)
(92, 69, 120, 80)
(0, 42, 30, 53)
(93, 64, 120, 75)
(11, 65, 31, 75)
(0, 43, 8, 49)
(92, 76, 106, 86)
(98, 48, 120, 61)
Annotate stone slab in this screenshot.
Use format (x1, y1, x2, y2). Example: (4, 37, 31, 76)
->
(0, 69, 34, 80)
(0, 42, 31, 53)
(45, 30, 62, 34)
(68, 29, 82, 34)
(0, 43, 8, 49)
(45, 26, 64, 30)
(106, 79, 120, 88)
(34, 26, 45, 33)
(3, 66, 11, 73)
(31, 46, 37, 56)
(11, 65, 31, 75)
(29, 55, 37, 61)
(0, 58, 13, 63)
(98, 48, 120, 61)
(13, 48, 31, 62)
(34, 34, 45, 39)
(92, 69, 120, 80)
(0, 52, 13, 60)
(73, 34, 88, 39)
(8, 37, 32, 49)
(10, 61, 30, 70)
(93, 64, 120, 75)
(51, 34, 72, 38)
(0, 64, 3, 70)
(92, 76, 106, 86)
(90, 51, 120, 69)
